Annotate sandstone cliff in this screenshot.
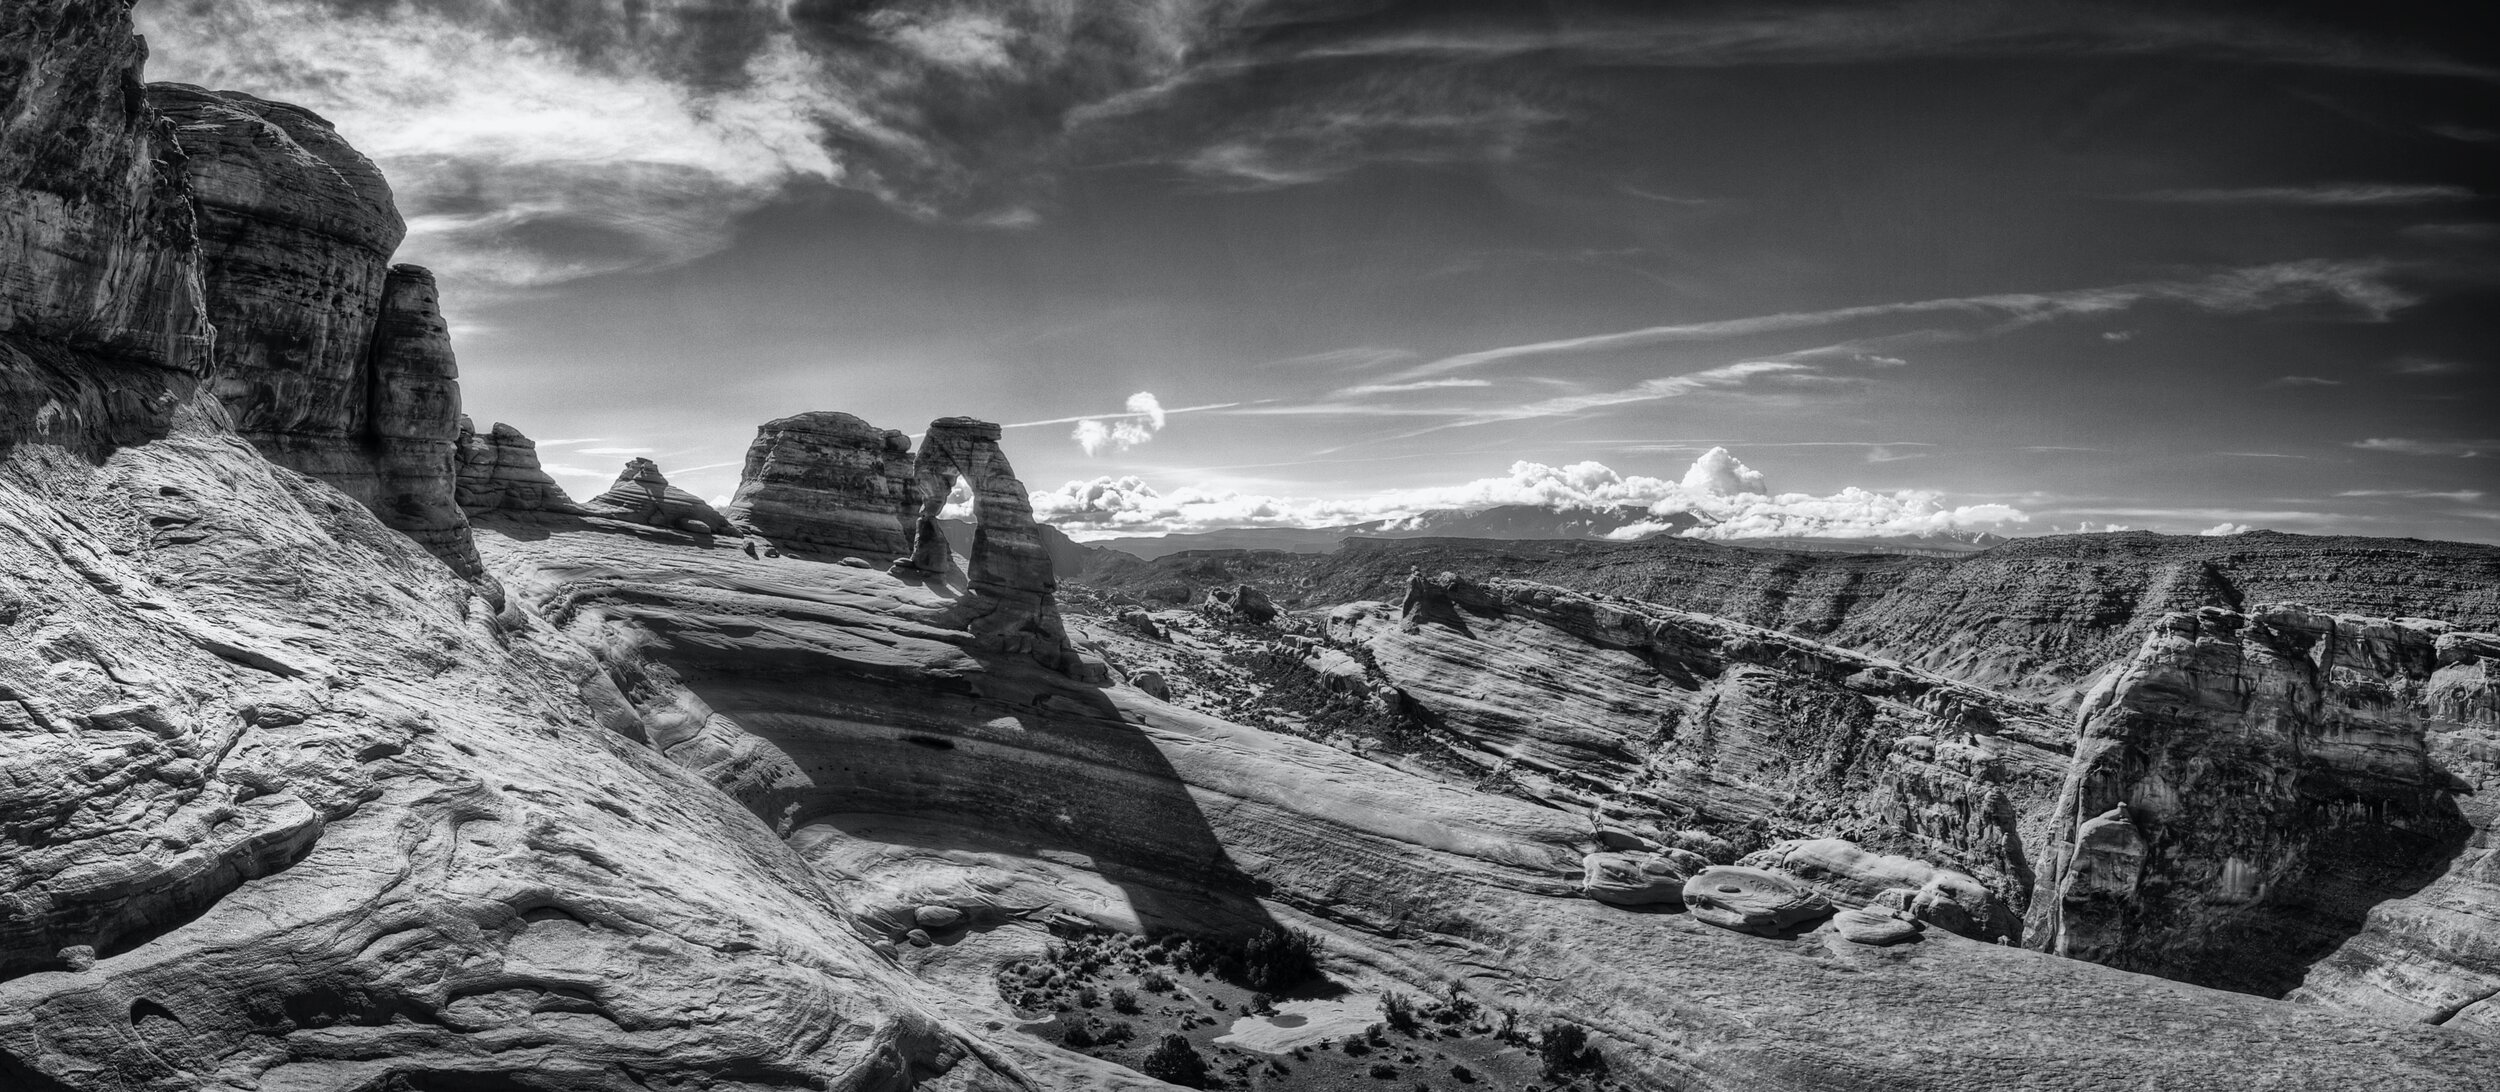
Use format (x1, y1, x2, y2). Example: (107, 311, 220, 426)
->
(583, 458, 731, 533)
(724, 411, 919, 558)
(2028, 606, 2500, 1019)
(148, 83, 480, 577)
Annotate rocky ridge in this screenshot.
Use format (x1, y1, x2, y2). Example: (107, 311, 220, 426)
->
(583, 458, 732, 534)
(724, 411, 919, 558)
(7, 8, 2500, 1090)
(454, 417, 582, 515)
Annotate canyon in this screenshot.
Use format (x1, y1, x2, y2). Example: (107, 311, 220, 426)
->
(5, 6, 2500, 1090)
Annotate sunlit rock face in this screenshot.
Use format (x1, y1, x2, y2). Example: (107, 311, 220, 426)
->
(905, 417, 1087, 677)
(150, 83, 481, 577)
(1332, 572, 2065, 928)
(585, 458, 731, 533)
(724, 411, 920, 558)
(455, 417, 583, 515)
(2029, 606, 2500, 1014)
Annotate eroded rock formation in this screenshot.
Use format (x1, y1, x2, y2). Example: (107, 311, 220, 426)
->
(2028, 606, 2497, 1010)
(0, 0, 210, 446)
(149, 83, 480, 577)
(455, 417, 582, 515)
(902, 417, 1086, 676)
(1330, 572, 2061, 925)
(584, 458, 731, 533)
(723, 411, 919, 557)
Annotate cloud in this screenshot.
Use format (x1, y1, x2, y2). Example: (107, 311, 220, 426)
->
(575, 446, 657, 455)
(1034, 449, 2025, 542)
(2351, 437, 2495, 457)
(2338, 489, 2487, 501)
(2199, 522, 2254, 536)
(1070, 392, 1169, 455)
(2429, 124, 2500, 142)
(1377, 260, 2416, 383)
(2126, 184, 2478, 205)
(1681, 447, 1767, 496)
(2101, 330, 2135, 341)
(539, 463, 618, 481)
(2263, 375, 2342, 388)
(2391, 356, 2466, 376)
(1336, 379, 1496, 396)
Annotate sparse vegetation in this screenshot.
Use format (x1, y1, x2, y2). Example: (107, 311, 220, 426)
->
(1139, 1034, 1211, 1088)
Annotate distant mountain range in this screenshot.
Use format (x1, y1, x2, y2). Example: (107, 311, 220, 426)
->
(1065, 504, 2004, 561)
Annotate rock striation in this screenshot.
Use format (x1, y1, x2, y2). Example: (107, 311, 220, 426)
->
(2028, 606, 2499, 1011)
(1742, 837, 2013, 940)
(722, 411, 919, 557)
(454, 417, 582, 515)
(0, 0, 211, 449)
(148, 83, 481, 577)
(901, 417, 1087, 676)
(584, 458, 731, 533)
(1330, 572, 2063, 926)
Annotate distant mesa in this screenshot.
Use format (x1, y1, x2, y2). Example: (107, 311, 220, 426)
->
(586, 457, 732, 533)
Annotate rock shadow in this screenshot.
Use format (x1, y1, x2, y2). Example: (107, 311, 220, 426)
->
(652, 630, 1285, 942)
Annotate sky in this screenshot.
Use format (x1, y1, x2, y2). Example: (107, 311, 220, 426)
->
(138, 0, 2500, 543)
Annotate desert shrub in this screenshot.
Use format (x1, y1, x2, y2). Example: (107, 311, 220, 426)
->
(1095, 1022, 1136, 1046)
(1076, 986, 1100, 1008)
(1249, 991, 1278, 1015)
(1139, 1034, 1212, 1089)
(1381, 992, 1421, 1035)
(1538, 1021, 1606, 1081)
(1236, 927, 1321, 990)
(1342, 1037, 1371, 1057)
(1063, 1023, 1097, 1049)
(1450, 1061, 1476, 1084)
(1110, 987, 1141, 1014)
(1141, 969, 1174, 992)
(1368, 1061, 1400, 1079)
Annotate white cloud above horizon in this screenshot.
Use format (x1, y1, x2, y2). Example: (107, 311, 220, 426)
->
(1031, 448, 2026, 542)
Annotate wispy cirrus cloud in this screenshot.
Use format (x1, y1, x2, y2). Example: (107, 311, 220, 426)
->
(1374, 259, 2417, 383)
(2339, 489, 2487, 501)
(2263, 375, 2343, 388)
(2352, 437, 2496, 457)
(2125, 183, 2479, 205)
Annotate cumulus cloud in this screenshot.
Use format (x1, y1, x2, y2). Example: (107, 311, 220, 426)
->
(1033, 449, 2025, 542)
(2199, 522, 2254, 535)
(1071, 392, 1168, 455)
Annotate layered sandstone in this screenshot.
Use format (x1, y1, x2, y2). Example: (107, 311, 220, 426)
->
(0, 0, 210, 448)
(454, 417, 582, 515)
(902, 417, 1086, 677)
(723, 411, 919, 557)
(149, 83, 480, 577)
(1330, 572, 2065, 921)
(2028, 606, 2500, 1013)
(584, 458, 731, 533)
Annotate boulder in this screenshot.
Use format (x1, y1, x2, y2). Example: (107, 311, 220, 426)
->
(913, 905, 965, 930)
(1131, 670, 1171, 700)
(455, 417, 582, 514)
(585, 458, 731, 533)
(722, 411, 920, 559)
(1741, 837, 2013, 940)
(1681, 866, 1834, 936)
(1118, 608, 1166, 640)
(1830, 907, 1923, 947)
(1582, 849, 1710, 906)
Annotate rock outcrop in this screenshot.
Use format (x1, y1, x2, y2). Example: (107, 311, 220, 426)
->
(454, 417, 582, 515)
(2028, 606, 2497, 1009)
(1581, 848, 1708, 906)
(148, 83, 480, 577)
(902, 417, 1086, 676)
(584, 458, 730, 533)
(0, 0, 210, 447)
(1681, 866, 1833, 935)
(1330, 573, 2063, 925)
(1741, 837, 2013, 940)
(722, 411, 919, 558)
